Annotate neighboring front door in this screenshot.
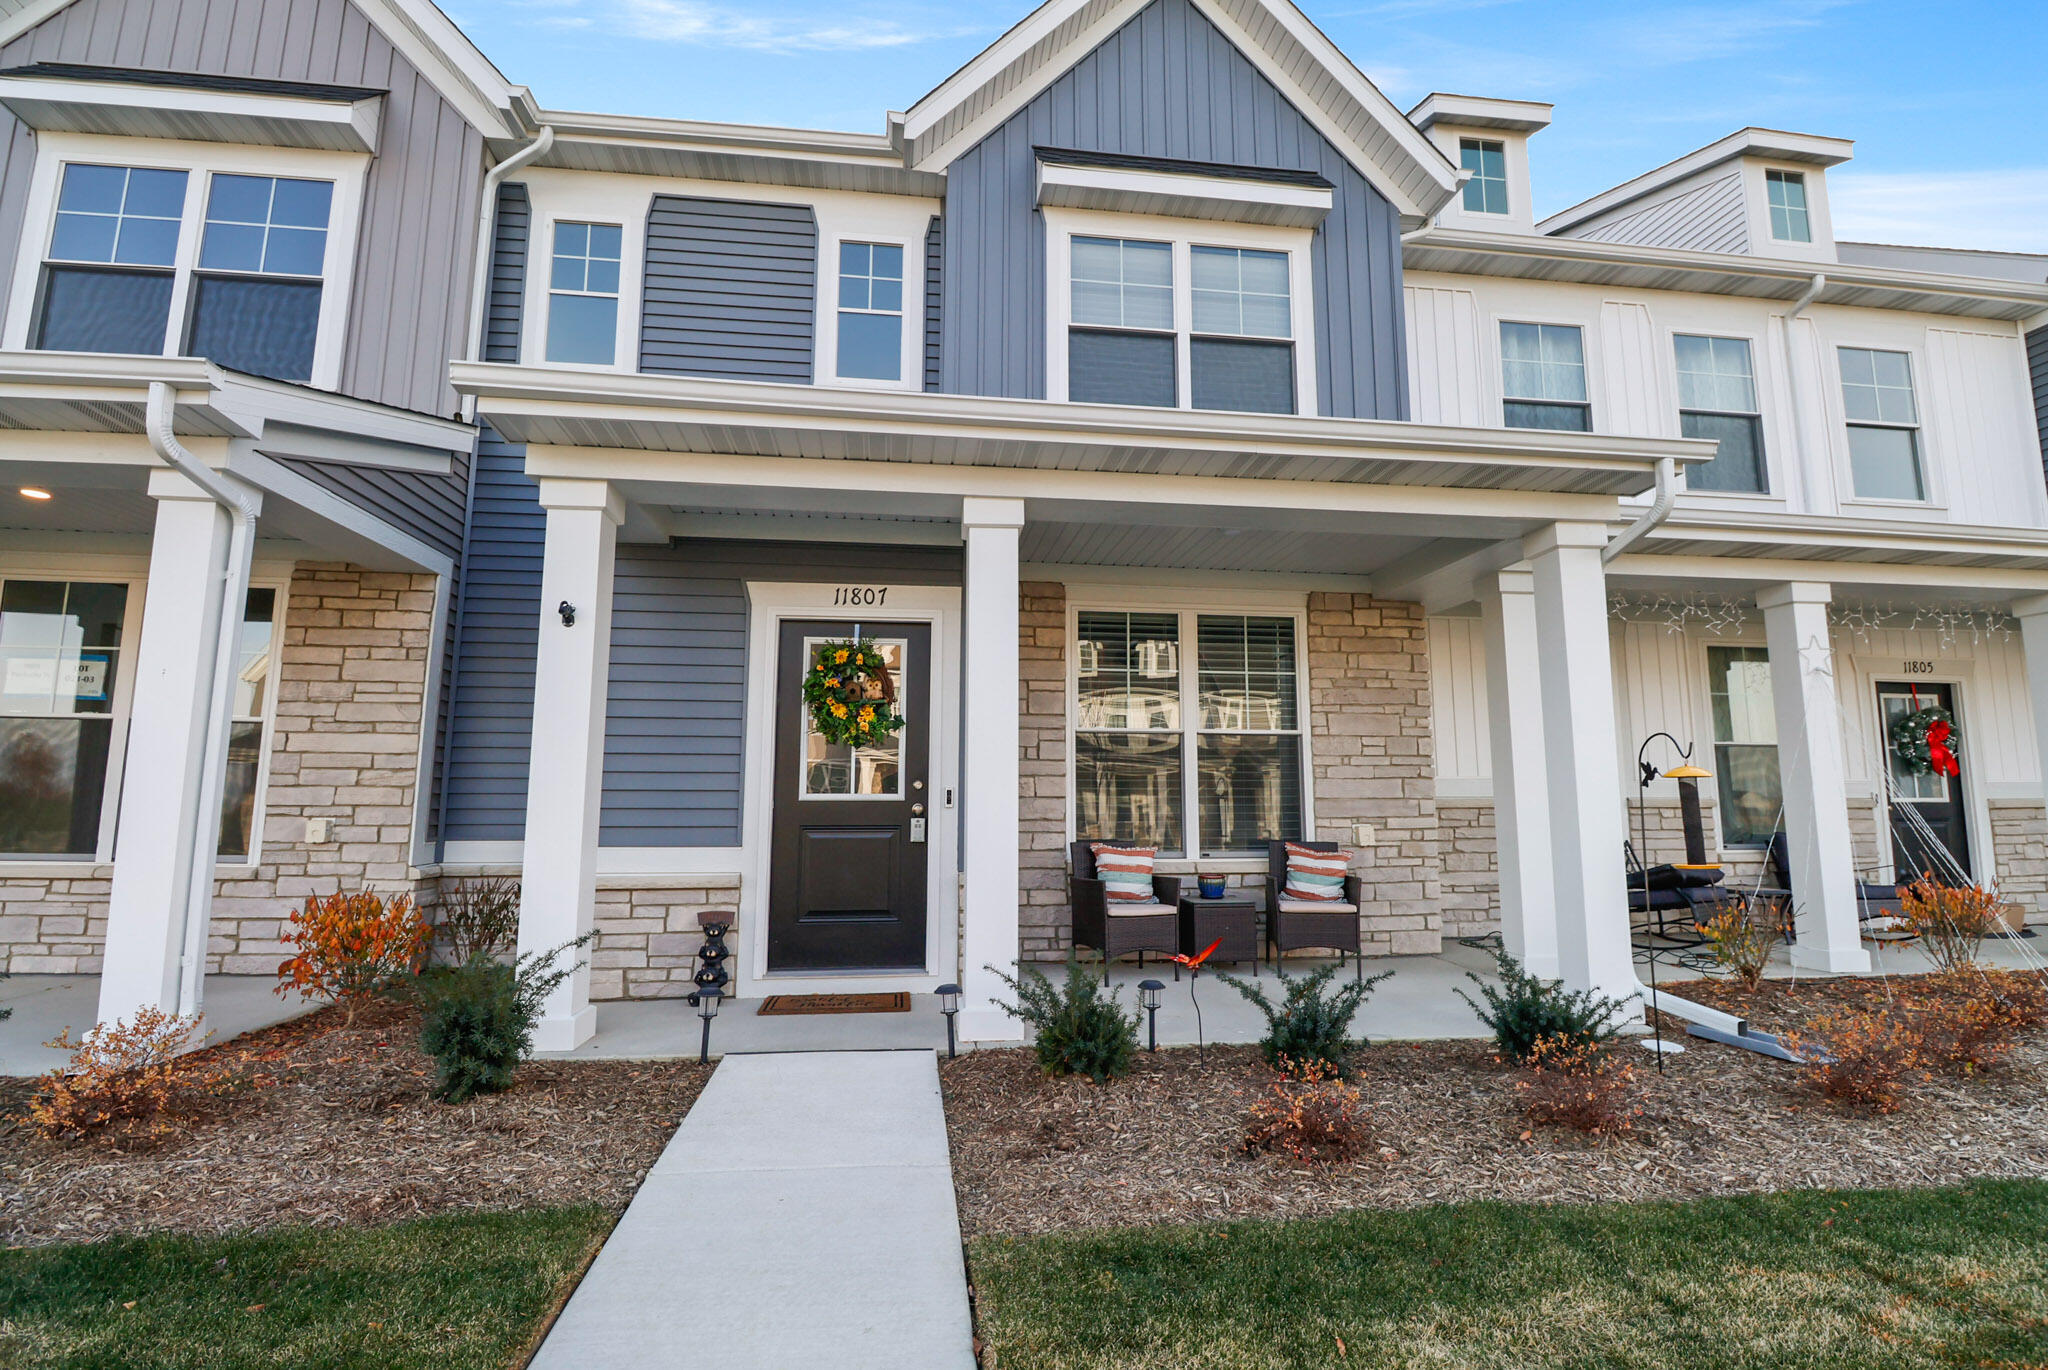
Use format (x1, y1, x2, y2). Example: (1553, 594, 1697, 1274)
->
(768, 620, 930, 972)
(1876, 680, 1972, 879)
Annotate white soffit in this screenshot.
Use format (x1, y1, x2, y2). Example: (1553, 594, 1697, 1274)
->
(1036, 156, 1334, 228)
(1406, 92, 1553, 134)
(1540, 126, 1855, 237)
(0, 65, 385, 152)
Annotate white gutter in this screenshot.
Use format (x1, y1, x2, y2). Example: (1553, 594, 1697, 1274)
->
(1601, 455, 1677, 563)
(460, 125, 555, 414)
(146, 381, 260, 1019)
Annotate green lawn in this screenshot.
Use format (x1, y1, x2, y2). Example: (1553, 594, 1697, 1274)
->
(970, 1180, 2048, 1370)
(0, 1206, 614, 1369)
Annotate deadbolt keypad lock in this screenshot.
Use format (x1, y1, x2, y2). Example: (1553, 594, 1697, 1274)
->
(910, 817, 927, 843)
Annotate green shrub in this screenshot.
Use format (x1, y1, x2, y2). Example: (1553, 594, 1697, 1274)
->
(987, 959, 1140, 1083)
(1456, 950, 1630, 1063)
(1216, 963, 1391, 1075)
(416, 938, 588, 1104)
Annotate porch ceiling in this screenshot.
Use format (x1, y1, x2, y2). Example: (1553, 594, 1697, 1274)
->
(454, 363, 1706, 499)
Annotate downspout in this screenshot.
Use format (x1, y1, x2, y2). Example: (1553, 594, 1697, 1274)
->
(146, 381, 259, 1019)
(1600, 456, 1677, 564)
(437, 125, 552, 863)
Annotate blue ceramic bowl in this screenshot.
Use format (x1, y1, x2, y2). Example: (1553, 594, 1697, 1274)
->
(1198, 875, 1227, 899)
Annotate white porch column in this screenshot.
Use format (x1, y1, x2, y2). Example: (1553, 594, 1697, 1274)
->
(1477, 566, 1558, 977)
(1524, 523, 1636, 1004)
(100, 468, 260, 1028)
(958, 496, 1026, 1043)
(1758, 582, 1869, 972)
(2013, 597, 2048, 859)
(517, 478, 622, 1052)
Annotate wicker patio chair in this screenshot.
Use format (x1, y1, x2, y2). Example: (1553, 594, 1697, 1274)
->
(1070, 840, 1182, 967)
(1264, 839, 1365, 981)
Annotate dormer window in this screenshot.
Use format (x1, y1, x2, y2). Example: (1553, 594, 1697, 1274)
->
(1057, 227, 1305, 416)
(1765, 170, 1810, 243)
(1460, 138, 1509, 215)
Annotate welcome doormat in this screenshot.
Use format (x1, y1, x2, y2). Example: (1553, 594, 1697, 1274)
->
(757, 992, 913, 1016)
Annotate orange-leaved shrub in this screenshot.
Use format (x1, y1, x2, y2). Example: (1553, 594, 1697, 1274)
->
(28, 1007, 237, 1140)
(1896, 877, 2001, 973)
(277, 889, 430, 1022)
(1699, 902, 1788, 993)
(1241, 1057, 1368, 1168)
(1516, 1035, 1642, 1139)
(1789, 1010, 1926, 1114)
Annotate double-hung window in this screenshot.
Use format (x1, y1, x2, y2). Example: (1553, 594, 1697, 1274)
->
(836, 241, 905, 382)
(0, 579, 128, 858)
(31, 158, 342, 384)
(190, 174, 332, 382)
(1065, 233, 1299, 415)
(1674, 334, 1766, 493)
(1074, 609, 1304, 857)
(546, 221, 622, 365)
(1706, 645, 1781, 847)
(1765, 170, 1810, 243)
(1838, 346, 1925, 501)
(1500, 321, 1590, 431)
(1460, 138, 1509, 215)
(217, 589, 277, 860)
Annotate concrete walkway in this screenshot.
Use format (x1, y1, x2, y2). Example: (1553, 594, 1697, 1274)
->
(529, 1050, 976, 1370)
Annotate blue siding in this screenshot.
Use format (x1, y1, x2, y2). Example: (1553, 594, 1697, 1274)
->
(924, 215, 944, 392)
(938, 0, 1408, 419)
(638, 195, 817, 381)
(2030, 325, 2048, 495)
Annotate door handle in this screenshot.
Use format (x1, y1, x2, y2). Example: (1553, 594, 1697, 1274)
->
(911, 803, 925, 816)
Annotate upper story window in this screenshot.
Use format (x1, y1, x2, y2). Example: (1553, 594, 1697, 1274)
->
(836, 241, 905, 382)
(1674, 334, 1766, 493)
(1500, 321, 1590, 431)
(1460, 138, 1509, 215)
(1838, 346, 1925, 501)
(1765, 170, 1811, 243)
(31, 158, 340, 384)
(546, 221, 622, 366)
(189, 174, 332, 382)
(1065, 234, 1297, 416)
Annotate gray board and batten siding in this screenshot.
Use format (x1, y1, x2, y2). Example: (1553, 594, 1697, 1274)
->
(0, 0, 485, 563)
(937, 0, 1409, 419)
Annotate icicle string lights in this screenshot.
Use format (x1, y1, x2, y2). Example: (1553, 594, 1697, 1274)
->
(1605, 594, 2019, 650)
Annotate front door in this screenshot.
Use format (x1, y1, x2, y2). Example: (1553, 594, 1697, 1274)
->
(1876, 680, 1972, 880)
(767, 620, 930, 972)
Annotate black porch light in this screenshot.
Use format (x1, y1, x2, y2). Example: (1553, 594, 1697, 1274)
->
(936, 983, 961, 1059)
(693, 987, 722, 1064)
(1139, 979, 1165, 1051)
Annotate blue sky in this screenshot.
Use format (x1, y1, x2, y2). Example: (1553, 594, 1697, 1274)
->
(445, 0, 2048, 251)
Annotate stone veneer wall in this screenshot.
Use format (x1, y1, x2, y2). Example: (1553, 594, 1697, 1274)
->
(1988, 802, 2047, 923)
(588, 875, 742, 1000)
(1303, 593, 1441, 955)
(0, 564, 439, 975)
(1018, 582, 1071, 960)
(1437, 800, 1496, 940)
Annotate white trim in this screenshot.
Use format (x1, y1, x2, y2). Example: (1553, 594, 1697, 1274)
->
(433, 840, 748, 877)
(407, 571, 453, 868)
(2, 133, 370, 393)
(813, 201, 931, 392)
(1825, 338, 1946, 513)
(1043, 206, 1317, 414)
(0, 73, 385, 153)
(1036, 160, 1333, 229)
(1062, 582, 1313, 859)
(738, 581, 961, 998)
(224, 572, 289, 869)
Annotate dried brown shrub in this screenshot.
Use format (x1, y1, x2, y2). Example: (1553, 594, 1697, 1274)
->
(27, 1007, 252, 1142)
(1516, 1035, 1642, 1139)
(1241, 1057, 1368, 1168)
(1897, 877, 2001, 973)
(1911, 967, 2048, 1075)
(277, 890, 431, 1023)
(432, 875, 521, 964)
(1699, 901, 1789, 993)
(1789, 1010, 1926, 1114)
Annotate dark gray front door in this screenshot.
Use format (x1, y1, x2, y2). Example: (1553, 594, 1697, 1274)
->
(767, 620, 929, 972)
(1877, 680, 1972, 879)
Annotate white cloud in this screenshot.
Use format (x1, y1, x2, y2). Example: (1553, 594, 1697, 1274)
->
(1613, 0, 1845, 66)
(581, 0, 971, 51)
(1828, 168, 2048, 254)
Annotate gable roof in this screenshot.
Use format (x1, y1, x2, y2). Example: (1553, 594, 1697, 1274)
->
(1539, 127, 1853, 238)
(0, 0, 537, 139)
(893, 0, 1460, 223)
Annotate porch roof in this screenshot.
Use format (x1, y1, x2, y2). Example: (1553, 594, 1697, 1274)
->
(1619, 509, 2048, 580)
(451, 363, 1708, 498)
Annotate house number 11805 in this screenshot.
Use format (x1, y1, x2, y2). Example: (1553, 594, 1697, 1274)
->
(833, 586, 889, 607)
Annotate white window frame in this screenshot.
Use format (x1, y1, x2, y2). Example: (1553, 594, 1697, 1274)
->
(1671, 330, 1771, 496)
(542, 218, 625, 368)
(1458, 136, 1509, 216)
(1064, 586, 1313, 862)
(1045, 207, 1318, 414)
(221, 576, 289, 868)
(820, 230, 923, 391)
(1495, 316, 1594, 432)
(1764, 168, 1811, 244)
(3, 132, 368, 390)
(1698, 638, 1782, 852)
(1833, 342, 1940, 509)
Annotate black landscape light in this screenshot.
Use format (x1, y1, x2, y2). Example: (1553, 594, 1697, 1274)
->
(936, 983, 961, 1058)
(1139, 979, 1165, 1051)
(693, 988, 721, 1064)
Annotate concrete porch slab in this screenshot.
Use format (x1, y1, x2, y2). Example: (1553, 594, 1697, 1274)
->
(0, 975, 317, 1077)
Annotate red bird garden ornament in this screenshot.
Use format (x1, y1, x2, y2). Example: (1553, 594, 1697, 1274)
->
(1171, 939, 1223, 1062)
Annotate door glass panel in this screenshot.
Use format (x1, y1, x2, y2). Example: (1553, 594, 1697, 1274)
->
(1880, 691, 1949, 802)
(0, 580, 127, 856)
(800, 636, 905, 797)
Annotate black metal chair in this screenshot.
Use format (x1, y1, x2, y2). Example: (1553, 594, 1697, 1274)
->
(1765, 832, 1908, 929)
(1264, 840, 1365, 981)
(1069, 840, 1181, 967)
(1623, 840, 1735, 942)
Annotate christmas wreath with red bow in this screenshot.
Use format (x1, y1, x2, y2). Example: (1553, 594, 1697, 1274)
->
(801, 638, 904, 747)
(1889, 699, 1960, 778)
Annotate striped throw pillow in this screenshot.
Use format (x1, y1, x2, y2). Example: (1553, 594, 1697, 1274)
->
(1283, 843, 1350, 901)
(1091, 844, 1157, 902)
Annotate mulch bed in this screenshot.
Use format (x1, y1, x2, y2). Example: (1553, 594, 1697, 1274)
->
(940, 972, 2048, 1240)
(0, 999, 709, 1249)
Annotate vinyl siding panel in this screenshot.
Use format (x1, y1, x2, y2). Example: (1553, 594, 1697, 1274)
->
(1572, 170, 1750, 255)
(1402, 284, 1483, 426)
(0, 0, 487, 419)
(2024, 324, 2048, 501)
(938, 0, 1408, 419)
(924, 214, 943, 392)
(1924, 327, 2048, 529)
(638, 195, 817, 381)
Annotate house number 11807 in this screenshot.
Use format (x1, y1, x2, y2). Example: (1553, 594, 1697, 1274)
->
(833, 586, 888, 607)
